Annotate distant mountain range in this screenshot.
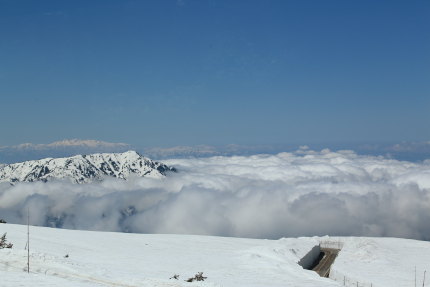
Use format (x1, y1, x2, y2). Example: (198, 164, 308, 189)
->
(1, 139, 429, 164)
(0, 139, 131, 164)
(0, 151, 176, 184)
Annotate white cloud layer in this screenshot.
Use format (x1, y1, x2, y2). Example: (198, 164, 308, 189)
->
(1, 149, 430, 240)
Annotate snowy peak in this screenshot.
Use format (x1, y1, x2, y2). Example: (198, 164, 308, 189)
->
(0, 151, 176, 184)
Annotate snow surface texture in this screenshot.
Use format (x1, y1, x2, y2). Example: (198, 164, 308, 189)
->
(1, 148, 430, 239)
(1, 224, 429, 287)
(0, 224, 336, 287)
(328, 236, 430, 287)
(0, 151, 175, 183)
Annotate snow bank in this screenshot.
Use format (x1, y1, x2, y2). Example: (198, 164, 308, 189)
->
(0, 224, 336, 287)
(3, 224, 430, 287)
(328, 236, 430, 287)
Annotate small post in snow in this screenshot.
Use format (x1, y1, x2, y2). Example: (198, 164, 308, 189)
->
(27, 208, 30, 274)
(423, 270, 426, 287)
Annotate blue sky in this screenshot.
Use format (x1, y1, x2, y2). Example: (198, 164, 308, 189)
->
(0, 0, 429, 148)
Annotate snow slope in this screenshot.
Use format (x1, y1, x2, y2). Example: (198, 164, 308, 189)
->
(0, 224, 336, 287)
(0, 151, 175, 184)
(329, 236, 430, 286)
(1, 224, 430, 287)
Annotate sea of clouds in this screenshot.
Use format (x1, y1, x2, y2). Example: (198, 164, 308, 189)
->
(1, 148, 430, 240)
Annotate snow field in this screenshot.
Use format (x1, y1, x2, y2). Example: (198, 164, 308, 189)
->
(2, 224, 430, 287)
(330, 236, 430, 287)
(1, 224, 336, 287)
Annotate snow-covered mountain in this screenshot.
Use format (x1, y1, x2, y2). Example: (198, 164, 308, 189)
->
(0, 151, 176, 184)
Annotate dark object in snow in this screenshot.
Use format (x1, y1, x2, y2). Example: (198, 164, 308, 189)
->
(0, 219, 6, 223)
(186, 272, 207, 282)
(64, 254, 69, 258)
(0, 233, 13, 249)
(169, 274, 179, 280)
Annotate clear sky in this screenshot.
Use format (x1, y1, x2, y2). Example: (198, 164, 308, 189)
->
(0, 0, 429, 148)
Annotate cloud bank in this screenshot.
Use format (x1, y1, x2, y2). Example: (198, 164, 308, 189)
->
(1, 149, 430, 240)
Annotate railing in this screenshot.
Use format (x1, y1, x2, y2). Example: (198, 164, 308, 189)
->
(319, 240, 344, 250)
(318, 240, 374, 286)
(330, 269, 375, 287)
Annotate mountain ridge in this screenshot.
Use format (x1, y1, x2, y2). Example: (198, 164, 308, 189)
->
(0, 150, 176, 184)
